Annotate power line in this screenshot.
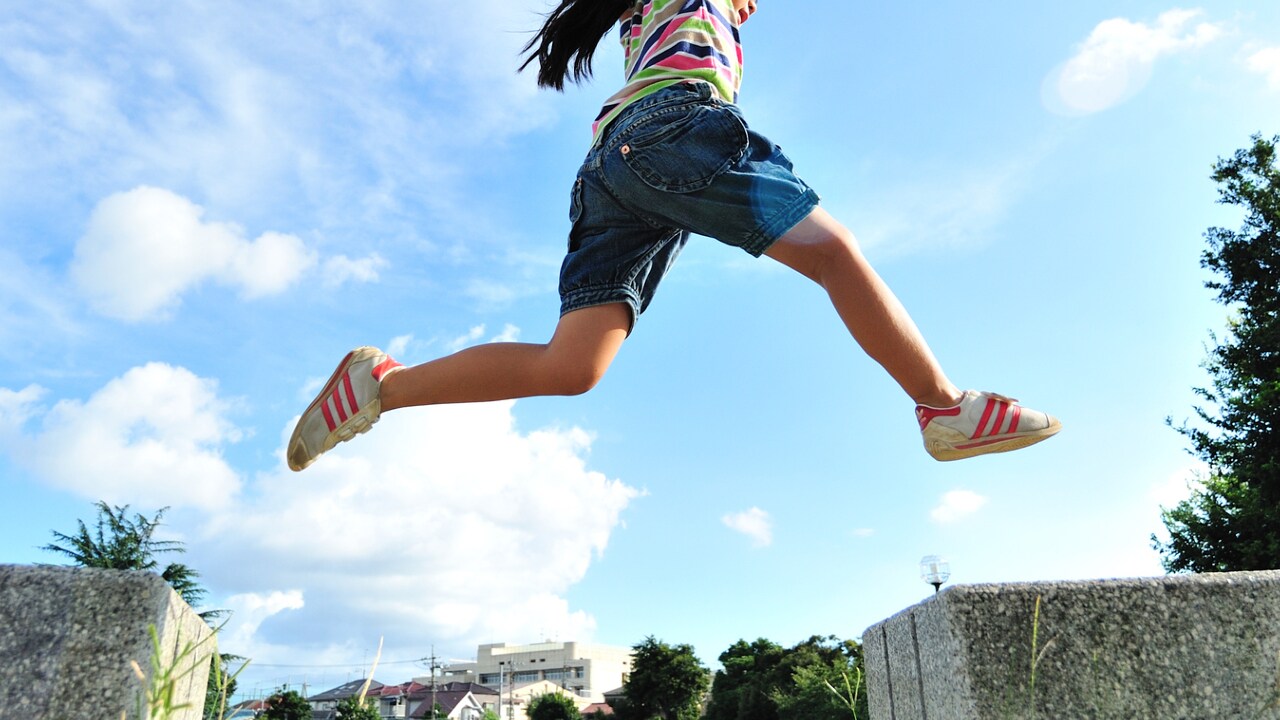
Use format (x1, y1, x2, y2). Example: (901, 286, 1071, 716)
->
(249, 657, 430, 669)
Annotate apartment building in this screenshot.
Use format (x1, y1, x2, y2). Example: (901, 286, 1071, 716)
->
(433, 641, 632, 703)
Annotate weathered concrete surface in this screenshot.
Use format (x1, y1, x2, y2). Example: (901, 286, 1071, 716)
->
(0, 564, 214, 720)
(863, 571, 1280, 720)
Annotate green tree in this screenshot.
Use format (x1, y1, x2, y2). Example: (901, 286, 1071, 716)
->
(611, 637, 709, 720)
(262, 688, 312, 720)
(527, 692, 583, 720)
(771, 637, 868, 720)
(44, 501, 237, 720)
(481, 711, 501, 720)
(43, 501, 210, 613)
(704, 638, 786, 720)
(1155, 133, 1280, 572)
(705, 635, 867, 720)
(336, 694, 380, 720)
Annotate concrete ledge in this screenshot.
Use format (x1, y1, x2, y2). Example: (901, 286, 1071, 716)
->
(0, 564, 215, 720)
(863, 570, 1280, 719)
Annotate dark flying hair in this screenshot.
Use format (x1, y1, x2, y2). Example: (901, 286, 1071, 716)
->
(520, 0, 635, 90)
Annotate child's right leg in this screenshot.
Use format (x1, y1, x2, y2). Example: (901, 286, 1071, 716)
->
(287, 302, 631, 471)
(380, 302, 631, 409)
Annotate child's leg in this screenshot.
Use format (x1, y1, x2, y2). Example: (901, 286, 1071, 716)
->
(765, 207, 963, 408)
(379, 302, 631, 411)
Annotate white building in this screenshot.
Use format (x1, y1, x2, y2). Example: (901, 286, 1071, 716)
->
(432, 641, 632, 704)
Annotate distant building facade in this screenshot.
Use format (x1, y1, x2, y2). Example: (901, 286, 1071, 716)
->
(433, 641, 633, 704)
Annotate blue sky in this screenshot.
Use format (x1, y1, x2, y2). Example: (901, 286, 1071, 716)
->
(3, 0, 1279, 702)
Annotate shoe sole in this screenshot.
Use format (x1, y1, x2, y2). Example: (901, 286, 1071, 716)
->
(926, 422, 1062, 462)
(287, 347, 383, 472)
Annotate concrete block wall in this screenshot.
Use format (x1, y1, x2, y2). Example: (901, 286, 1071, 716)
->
(0, 564, 215, 720)
(863, 570, 1280, 719)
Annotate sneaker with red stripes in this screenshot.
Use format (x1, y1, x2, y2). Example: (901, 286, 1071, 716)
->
(917, 390, 1061, 461)
(288, 347, 404, 471)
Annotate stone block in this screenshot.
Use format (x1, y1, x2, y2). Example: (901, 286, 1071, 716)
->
(862, 570, 1280, 719)
(0, 564, 215, 720)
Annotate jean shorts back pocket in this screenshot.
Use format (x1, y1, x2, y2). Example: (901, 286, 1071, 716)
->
(621, 103, 749, 194)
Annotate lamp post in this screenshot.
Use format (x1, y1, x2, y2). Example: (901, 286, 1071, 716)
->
(920, 555, 951, 593)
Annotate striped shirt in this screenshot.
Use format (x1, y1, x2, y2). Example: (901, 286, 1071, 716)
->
(591, 0, 744, 143)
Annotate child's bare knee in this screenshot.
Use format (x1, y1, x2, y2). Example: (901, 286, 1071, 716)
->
(787, 231, 859, 283)
(555, 362, 607, 396)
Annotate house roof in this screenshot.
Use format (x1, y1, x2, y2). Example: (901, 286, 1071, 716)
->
(372, 681, 433, 698)
(439, 681, 499, 696)
(582, 702, 614, 715)
(407, 690, 476, 718)
(308, 678, 384, 701)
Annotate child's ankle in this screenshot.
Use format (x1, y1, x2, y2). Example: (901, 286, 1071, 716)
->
(915, 388, 964, 408)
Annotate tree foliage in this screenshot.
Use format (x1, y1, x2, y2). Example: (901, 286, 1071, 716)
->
(44, 501, 236, 719)
(704, 638, 785, 720)
(705, 635, 867, 720)
(336, 694, 381, 720)
(611, 637, 709, 720)
(1156, 134, 1280, 572)
(527, 692, 583, 720)
(43, 501, 208, 609)
(262, 688, 312, 720)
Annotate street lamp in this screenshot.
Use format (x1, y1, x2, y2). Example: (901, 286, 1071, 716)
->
(920, 555, 951, 593)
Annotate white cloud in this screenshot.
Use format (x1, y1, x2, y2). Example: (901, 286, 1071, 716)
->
(1, 3, 563, 265)
(192, 399, 637, 666)
(858, 160, 1022, 255)
(930, 490, 988, 524)
(1149, 463, 1207, 509)
(0, 384, 46, 433)
(1, 363, 242, 510)
(71, 186, 317, 321)
(220, 590, 306, 654)
(387, 334, 414, 359)
(1247, 47, 1280, 90)
(490, 324, 521, 343)
(1, 362, 639, 675)
(446, 325, 488, 352)
(323, 253, 388, 288)
(1044, 9, 1222, 115)
(722, 507, 773, 547)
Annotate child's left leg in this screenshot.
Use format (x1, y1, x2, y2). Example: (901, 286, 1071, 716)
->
(764, 206, 1061, 460)
(764, 207, 962, 408)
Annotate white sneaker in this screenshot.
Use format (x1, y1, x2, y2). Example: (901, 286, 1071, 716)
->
(288, 347, 404, 471)
(917, 390, 1061, 461)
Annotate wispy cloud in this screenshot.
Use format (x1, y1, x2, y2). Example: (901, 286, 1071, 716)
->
(856, 140, 1056, 256)
(1149, 462, 1208, 509)
(722, 507, 773, 547)
(1044, 9, 1222, 115)
(323, 254, 388, 288)
(930, 490, 988, 524)
(1, 2, 566, 314)
(1247, 47, 1280, 90)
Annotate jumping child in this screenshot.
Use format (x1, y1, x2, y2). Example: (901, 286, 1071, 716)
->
(287, 0, 1061, 472)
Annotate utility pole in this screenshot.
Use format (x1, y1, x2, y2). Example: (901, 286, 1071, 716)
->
(428, 646, 439, 720)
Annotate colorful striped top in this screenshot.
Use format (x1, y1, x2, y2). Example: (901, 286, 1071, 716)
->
(591, 0, 744, 144)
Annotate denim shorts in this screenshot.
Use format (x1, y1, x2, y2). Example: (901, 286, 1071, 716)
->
(560, 82, 820, 328)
